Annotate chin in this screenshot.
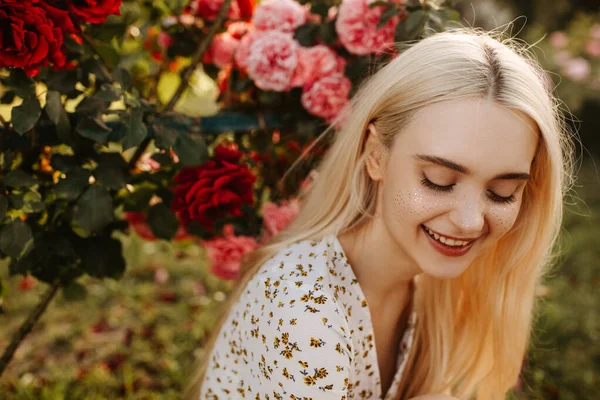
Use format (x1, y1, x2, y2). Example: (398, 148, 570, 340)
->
(418, 262, 469, 280)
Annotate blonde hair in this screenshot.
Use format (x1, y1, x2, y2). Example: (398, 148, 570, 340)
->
(184, 27, 576, 400)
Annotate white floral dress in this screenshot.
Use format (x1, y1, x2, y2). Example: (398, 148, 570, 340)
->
(199, 234, 418, 400)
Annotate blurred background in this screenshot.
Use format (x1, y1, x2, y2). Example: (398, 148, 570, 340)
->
(0, 0, 598, 399)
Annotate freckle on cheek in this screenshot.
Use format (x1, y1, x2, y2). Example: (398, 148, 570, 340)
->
(392, 188, 446, 219)
(490, 206, 518, 233)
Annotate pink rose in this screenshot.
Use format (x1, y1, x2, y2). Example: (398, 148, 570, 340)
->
(548, 31, 568, 49)
(209, 32, 240, 68)
(252, 0, 306, 33)
(590, 24, 600, 40)
(561, 57, 591, 82)
(261, 199, 300, 240)
(202, 224, 258, 280)
(584, 38, 600, 58)
(234, 29, 263, 69)
(335, 0, 401, 55)
(301, 74, 352, 121)
(245, 30, 299, 91)
(292, 45, 346, 88)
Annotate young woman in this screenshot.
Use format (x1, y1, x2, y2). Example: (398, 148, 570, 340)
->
(185, 27, 576, 400)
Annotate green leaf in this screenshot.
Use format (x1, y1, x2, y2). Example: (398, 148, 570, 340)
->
(394, 10, 425, 42)
(121, 109, 148, 150)
(310, 3, 329, 18)
(95, 154, 127, 190)
(78, 236, 126, 279)
(173, 132, 208, 167)
(4, 170, 38, 188)
(45, 69, 79, 93)
(0, 195, 8, 221)
(147, 202, 180, 240)
(76, 116, 112, 143)
(72, 185, 114, 236)
(55, 167, 91, 201)
(0, 220, 34, 259)
(1, 91, 16, 104)
(122, 185, 155, 212)
(76, 97, 107, 115)
(56, 108, 73, 144)
(152, 124, 178, 149)
(4, 70, 35, 99)
(22, 190, 44, 214)
(319, 20, 338, 46)
(91, 41, 120, 72)
(12, 97, 42, 135)
(377, 6, 400, 29)
(93, 84, 122, 102)
(45, 90, 63, 125)
(114, 68, 132, 91)
(81, 58, 111, 83)
(294, 23, 320, 47)
(62, 281, 88, 301)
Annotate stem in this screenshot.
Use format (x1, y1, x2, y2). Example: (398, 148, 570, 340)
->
(0, 280, 61, 377)
(128, 0, 232, 170)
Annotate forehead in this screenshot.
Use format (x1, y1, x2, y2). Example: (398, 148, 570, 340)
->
(393, 97, 539, 175)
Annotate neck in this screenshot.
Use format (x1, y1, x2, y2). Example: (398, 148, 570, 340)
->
(337, 217, 421, 313)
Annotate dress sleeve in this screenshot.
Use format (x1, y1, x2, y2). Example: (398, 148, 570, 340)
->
(243, 277, 353, 400)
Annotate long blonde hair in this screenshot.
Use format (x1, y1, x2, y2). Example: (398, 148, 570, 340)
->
(184, 27, 576, 400)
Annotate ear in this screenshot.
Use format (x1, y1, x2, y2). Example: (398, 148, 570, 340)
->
(364, 123, 386, 182)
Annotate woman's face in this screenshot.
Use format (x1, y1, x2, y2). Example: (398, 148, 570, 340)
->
(374, 97, 539, 279)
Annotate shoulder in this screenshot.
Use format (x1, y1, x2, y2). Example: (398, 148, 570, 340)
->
(240, 235, 352, 351)
(227, 236, 354, 396)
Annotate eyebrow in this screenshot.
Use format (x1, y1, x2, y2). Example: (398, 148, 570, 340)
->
(412, 154, 531, 180)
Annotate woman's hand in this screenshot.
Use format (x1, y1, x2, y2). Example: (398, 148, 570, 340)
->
(408, 395, 461, 400)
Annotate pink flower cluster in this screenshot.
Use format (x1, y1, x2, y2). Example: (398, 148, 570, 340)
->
(201, 198, 300, 280)
(260, 199, 300, 242)
(202, 224, 258, 280)
(208, 0, 357, 121)
(549, 25, 599, 83)
(335, 0, 402, 55)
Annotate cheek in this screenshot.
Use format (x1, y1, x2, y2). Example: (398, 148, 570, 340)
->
(489, 204, 520, 236)
(388, 185, 453, 221)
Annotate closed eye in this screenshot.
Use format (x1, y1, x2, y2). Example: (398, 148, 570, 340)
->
(420, 175, 517, 205)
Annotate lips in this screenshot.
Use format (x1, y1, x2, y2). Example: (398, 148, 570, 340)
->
(420, 224, 477, 257)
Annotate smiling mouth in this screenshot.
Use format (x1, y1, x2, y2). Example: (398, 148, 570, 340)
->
(420, 224, 478, 247)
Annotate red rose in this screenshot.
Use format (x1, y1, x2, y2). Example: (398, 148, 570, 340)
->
(171, 145, 256, 231)
(187, 0, 254, 21)
(68, 0, 122, 24)
(0, 0, 71, 76)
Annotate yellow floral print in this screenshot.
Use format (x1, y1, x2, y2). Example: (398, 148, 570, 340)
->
(199, 234, 417, 400)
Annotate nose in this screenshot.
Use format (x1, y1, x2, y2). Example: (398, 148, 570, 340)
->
(448, 193, 486, 236)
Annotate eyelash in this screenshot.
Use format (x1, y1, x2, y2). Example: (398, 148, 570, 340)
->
(420, 176, 518, 205)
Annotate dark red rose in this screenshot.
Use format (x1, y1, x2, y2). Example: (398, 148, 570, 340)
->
(68, 0, 122, 24)
(0, 0, 71, 76)
(186, 0, 254, 21)
(171, 145, 256, 231)
(214, 144, 243, 163)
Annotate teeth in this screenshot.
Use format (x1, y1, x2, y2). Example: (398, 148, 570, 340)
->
(425, 227, 470, 247)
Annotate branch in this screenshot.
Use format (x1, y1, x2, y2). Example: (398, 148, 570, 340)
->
(0, 279, 61, 377)
(128, 0, 232, 170)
